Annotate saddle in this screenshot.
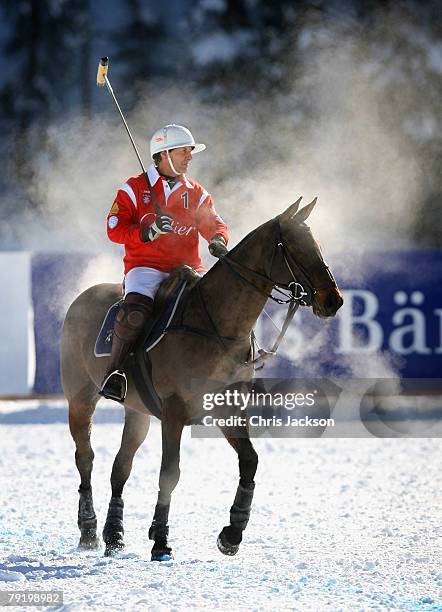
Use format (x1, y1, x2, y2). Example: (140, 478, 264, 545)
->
(94, 266, 201, 418)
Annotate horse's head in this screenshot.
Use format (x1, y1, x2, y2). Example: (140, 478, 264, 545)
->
(275, 197, 343, 318)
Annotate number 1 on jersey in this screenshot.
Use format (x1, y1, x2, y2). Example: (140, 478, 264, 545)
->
(181, 192, 189, 209)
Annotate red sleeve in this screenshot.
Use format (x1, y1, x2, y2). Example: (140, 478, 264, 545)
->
(106, 188, 142, 245)
(197, 193, 229, 244)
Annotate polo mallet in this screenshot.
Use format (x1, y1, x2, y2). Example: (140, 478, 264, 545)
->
(96, 56, 161, 213)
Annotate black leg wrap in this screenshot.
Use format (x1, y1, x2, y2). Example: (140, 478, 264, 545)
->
(148, 523, 169, 541)
(149, 503, 173, 561)
(103, 497, 124, 555)
(78, 486, 97, 529)
(149, 502, 169, 540)
(77, 486, 99, 549)
(217, 481, 255, 556)
(230, 481, 255, 530)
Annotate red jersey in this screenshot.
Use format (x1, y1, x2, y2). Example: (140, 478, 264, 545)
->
(106, 164, 228, 274)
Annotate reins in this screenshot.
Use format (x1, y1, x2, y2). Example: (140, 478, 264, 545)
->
(168, 217, 336, 369)
(218, 218, 316, 367)
(220, 220, 314, 306)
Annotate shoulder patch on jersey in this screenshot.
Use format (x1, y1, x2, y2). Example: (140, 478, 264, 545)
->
(110, 201, 119, 214)
(108, 215, 119, 229)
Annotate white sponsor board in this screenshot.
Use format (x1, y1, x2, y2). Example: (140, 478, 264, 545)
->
(0, 253, 35, 394)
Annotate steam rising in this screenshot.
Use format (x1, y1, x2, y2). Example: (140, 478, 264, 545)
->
(2, 23, 429, 259)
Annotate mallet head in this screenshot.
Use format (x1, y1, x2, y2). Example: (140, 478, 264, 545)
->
(96, 57, 109, 86)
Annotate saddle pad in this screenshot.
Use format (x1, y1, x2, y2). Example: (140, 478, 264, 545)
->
(94, 281, 188, 358)
(143, 281, 188, 353)
(94, 301, 122, 357)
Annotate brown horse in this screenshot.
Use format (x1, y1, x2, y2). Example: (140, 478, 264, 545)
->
(60, 197, 343, 560)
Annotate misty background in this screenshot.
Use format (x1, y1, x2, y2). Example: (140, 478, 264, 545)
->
(0, 0, 440, 325)
(1, 0, 440, 252)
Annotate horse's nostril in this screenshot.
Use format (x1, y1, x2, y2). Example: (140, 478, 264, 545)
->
(323, 291, 343, 315)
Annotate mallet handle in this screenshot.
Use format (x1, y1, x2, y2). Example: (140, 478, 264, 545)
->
(96, 57, 161, 213)
(103, 78, 147, 176)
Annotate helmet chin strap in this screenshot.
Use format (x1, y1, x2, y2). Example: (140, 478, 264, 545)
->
(166, 150, 180, 177)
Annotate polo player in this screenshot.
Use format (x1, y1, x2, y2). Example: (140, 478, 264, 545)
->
(99, 124, 229, 402)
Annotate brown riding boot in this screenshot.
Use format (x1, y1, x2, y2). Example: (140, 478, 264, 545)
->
(99, 293, 154, 402)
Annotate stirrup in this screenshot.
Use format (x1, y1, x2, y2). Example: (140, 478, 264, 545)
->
(99, 370, 127, 402)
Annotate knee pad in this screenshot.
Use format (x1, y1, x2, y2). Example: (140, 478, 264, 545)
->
(115, 293, 153, 342)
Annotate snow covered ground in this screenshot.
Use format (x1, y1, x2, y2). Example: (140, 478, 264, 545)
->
(0, 401, 441, 611)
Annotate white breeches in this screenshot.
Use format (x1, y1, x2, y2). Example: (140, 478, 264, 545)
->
(124, 267, 169, 299)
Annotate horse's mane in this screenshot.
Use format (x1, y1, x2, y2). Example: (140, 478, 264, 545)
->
(224, 218, 275, 259)
(154, 218, 275, 314)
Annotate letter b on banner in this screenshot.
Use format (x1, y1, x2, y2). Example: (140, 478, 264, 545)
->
(337, 290, 383, 353)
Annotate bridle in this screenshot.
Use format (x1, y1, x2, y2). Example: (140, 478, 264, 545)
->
(217, 217, 336, 366)
(222, 218, 313, 305)
(168, 217, 337, 368)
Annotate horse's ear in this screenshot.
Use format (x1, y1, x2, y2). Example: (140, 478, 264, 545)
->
(279, 197, 302, 222)
(293, 197, 318, 223)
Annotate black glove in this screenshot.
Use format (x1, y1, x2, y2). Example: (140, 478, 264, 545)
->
(141, 213, 173, 242)
(208, 235, 228, 258)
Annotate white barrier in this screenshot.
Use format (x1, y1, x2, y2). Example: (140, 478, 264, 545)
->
(0, 252, 35, 394)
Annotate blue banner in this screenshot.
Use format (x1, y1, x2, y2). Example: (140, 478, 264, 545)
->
(32, 253, 90, 394)
(30, 251, 441, 393)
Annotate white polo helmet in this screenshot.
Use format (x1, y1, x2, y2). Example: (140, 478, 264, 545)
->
(150, 124, 206, 158)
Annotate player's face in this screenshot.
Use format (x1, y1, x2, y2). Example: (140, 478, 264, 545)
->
(168, 147, 193, 174)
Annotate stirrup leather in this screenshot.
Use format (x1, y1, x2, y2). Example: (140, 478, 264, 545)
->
(99, 370, 127, 402)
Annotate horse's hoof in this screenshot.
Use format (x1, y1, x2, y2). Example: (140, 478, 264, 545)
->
(217, 534, 239, 556)
(103, 532, 125, 557)
(104, 540, 125, 557)
(217, 526, 242, 556)
(79, 537, 100, 550)
(151, 541, 173, 562)
(78, 530, 100, 550)
(151, 552, 173, 562)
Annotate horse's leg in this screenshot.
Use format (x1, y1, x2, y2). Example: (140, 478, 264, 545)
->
(217, 426, 258, 556)
(103, 407, 150, 556)
(148, 396, 185, 561)
(68, 384, 100, 549)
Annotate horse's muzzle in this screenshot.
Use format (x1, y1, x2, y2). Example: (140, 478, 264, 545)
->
(312, 287, 344, 318)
